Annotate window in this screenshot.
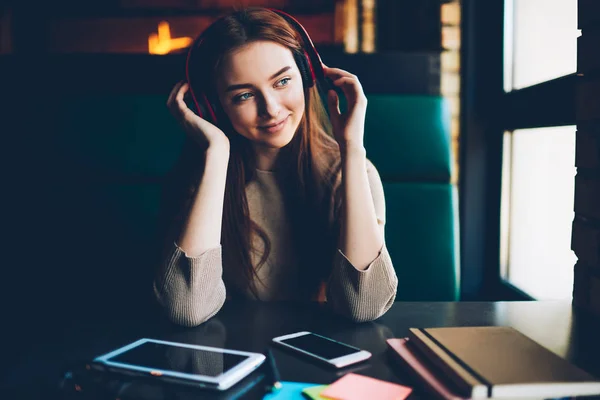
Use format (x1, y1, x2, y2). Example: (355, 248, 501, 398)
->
(500, 127, 577, 299)
(504, 0, 579, 91)
(500, 0, 579, 299)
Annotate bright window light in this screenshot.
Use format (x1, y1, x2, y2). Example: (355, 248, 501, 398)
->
(504, 0, 579, 91)
(500, 126, 577, 299)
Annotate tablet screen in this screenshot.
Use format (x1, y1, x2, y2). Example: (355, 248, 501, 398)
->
(107, 342, 250, 377)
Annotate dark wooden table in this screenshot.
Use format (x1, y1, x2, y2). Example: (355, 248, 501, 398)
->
(4, 301, 600, 399)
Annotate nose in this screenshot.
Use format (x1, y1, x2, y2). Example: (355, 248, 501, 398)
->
(258, 91, 281, 119)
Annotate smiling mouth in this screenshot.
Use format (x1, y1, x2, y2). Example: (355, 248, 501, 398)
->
(258, 115, 290, 131)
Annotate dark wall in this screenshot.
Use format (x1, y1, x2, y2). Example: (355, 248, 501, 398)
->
(573, 0, 600, 315)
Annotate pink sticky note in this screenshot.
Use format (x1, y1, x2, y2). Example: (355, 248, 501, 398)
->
(320, 373, 412, 400)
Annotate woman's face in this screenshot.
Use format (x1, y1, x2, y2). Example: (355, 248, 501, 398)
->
(216, 41, 306, 149)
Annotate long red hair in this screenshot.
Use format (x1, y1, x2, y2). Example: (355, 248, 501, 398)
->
(160, 8, 342, 300)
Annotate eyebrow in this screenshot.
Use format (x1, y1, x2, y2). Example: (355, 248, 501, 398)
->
(225, 66, 292, 92)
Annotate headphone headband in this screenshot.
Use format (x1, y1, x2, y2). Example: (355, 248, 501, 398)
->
(268, 9, 325, 83)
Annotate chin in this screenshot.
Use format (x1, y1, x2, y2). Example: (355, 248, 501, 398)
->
(256, 134, 295, 149)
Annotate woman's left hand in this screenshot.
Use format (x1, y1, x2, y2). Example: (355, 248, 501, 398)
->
(324, 65, 368, 150)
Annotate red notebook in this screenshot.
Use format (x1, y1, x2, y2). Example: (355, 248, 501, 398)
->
(387, 338, 466, 400)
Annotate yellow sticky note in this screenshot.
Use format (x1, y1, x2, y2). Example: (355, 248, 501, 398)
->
(264, 381, 322, 399)
(302, 384, 329, 399)
(319, 373, 412, 400)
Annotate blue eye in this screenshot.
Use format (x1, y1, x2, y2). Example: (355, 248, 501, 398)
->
(276, 77, 291, 87)
(234, 92, 253, 103)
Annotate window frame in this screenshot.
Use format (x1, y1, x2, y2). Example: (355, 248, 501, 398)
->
(459, 0, 576, 300)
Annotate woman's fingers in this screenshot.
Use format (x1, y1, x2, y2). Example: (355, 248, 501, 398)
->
(174, 82, 189, 111)
(167, 81, 185, 108)
(331, 76, 366, 106)
(323, 66, 357, 81)
(327, 89, 340, 117)
(324, 66, 366, 106)
(175, 86, 214, 131)
(165, 81, 229, 150)
(175, 82, 189, 102)
(171, 82, 198, 121)
(167, 82, 187, 119)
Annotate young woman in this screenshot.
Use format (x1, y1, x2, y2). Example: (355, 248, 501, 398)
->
(154, 8, 397, 327)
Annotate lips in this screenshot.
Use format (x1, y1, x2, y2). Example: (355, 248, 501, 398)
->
(258, 115, 289, 133)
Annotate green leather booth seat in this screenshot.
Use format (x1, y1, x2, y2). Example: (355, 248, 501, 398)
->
(364, 95, 460, 301)
(50, 93, 459, 311)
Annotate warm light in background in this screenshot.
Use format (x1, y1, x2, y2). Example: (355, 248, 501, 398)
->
(343, 0, 375, 53)
(361, 0, 376, 53)
(440, 0, 461, 184)
(344, 0, 359, 53)
(148, 21, 193, 55)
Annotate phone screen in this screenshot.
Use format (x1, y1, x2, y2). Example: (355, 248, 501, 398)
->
(106, 342, 249, 377)
(279, 333, 360, 360)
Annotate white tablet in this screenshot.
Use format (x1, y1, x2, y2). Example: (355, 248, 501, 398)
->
(93, 338, 266, 391)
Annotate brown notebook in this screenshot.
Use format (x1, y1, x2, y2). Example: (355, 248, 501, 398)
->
(405, 326, 600, 399)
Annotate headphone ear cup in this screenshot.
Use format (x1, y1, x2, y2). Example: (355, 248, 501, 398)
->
(208, 100, 226, 126)
(188, 90, 219, 125)
(294, 51, 315, 88)
(196, 100, 213, 123)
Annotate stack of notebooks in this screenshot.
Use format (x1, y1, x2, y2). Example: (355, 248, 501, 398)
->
(387, 326, 600, 400)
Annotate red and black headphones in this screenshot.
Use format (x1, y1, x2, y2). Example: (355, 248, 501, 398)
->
(184, 8, 327, 126)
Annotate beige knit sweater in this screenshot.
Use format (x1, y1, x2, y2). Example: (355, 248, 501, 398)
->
(153, 160, 398, 327)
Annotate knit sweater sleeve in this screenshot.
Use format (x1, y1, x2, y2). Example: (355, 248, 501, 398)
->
(153, 244, 226, 327)
(326, 160, 398, 322)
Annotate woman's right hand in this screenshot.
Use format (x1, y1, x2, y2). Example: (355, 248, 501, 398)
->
(167, 81, 230, 151)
